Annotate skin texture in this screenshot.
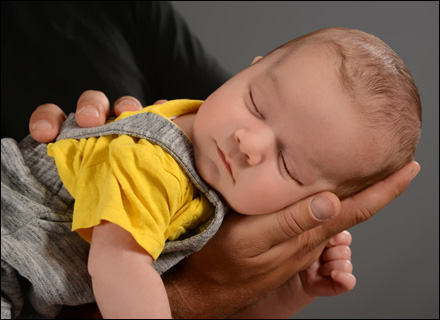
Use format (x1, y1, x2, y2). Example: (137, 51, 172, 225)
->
(88, 221, 172, 318)
(33, 90, 420, 318)
(190, 45, 383, 216)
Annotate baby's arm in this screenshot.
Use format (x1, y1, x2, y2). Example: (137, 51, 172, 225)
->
(233, 231, 355, 318)
(88, 221, 171, 318)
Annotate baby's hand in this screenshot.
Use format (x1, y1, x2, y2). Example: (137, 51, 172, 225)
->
(300, 230, 356, 297)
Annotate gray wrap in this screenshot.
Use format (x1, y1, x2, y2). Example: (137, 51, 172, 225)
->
(1, 112, 226, 318)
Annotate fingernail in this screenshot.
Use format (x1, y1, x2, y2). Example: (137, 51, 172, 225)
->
(328, 237, 336, 246)
(32, 120, 53, 131)
(116, 99, 141, 111)
(410, 163, 421, 181)
(77, 106, 99, 117)
(311, 196, 334, 221)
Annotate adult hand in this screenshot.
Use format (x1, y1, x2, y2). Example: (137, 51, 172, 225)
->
(232, 231, 356, 319)
(29, 90, 151, 143)
(164, 160, 420, 318)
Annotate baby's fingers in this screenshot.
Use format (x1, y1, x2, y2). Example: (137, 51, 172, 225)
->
(330, 270, 357, 294)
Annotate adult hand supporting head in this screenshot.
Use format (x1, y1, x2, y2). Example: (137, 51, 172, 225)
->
(163, 161, 420, 318)
(28, 91, 420, 318)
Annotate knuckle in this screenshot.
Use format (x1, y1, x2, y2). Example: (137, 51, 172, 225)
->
(381, 178, 402, 200)
(343, 246, 352, 259)
(299, 230, 323, 257)
(343, 260, 353, 273)
(78, 90, 108, 108)
(114, 97, 142, 112)
(35, 103, 55, 111)
(276, 209, 306, 238)
(298, 243, 326, 271)
(349, 194, 378, 224)
(356, 205, 375, 224)
(115, 96, 139, 104)
(31, 104, 66, 123)
(82, 89, 106, 98)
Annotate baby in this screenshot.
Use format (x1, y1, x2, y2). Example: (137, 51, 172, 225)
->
(1, 27, 421, 318)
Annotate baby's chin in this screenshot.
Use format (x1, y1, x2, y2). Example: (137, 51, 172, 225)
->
(224, 197, 278, 216)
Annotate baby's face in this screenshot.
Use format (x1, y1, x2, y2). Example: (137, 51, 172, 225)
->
(192, 43, 381, 215)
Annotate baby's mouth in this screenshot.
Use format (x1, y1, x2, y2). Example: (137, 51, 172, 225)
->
(217, 146, 235, 182)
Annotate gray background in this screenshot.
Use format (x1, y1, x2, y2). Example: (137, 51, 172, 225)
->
(171, 1, 439, 319)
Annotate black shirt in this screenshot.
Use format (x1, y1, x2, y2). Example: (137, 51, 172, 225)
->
(1, 1, 231, 140)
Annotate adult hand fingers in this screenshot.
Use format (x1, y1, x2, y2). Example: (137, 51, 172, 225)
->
(330, 271, 357, 294)
(319, 161, 421, 240)
(322, 245, 352, 262)
(113, 96, 143, 117)
(75, 90, 110, 127)
(233, 191, 340, 261)
(153, 99, 168, 105)
(326, 230, 352, 248)
(166, 194, 340, 317)
(237, 160, 419, 272)
(320, 260, 353, 277)
(113, 98, 168, 117)
(29, 103, 67, 143)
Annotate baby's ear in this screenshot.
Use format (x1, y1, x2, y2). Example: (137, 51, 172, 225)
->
(251, 56, 263, 65)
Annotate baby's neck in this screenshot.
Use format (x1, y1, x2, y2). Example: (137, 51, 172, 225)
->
(172, 113, 197, 141)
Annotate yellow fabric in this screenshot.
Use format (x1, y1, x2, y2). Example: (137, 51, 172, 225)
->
(47, 99, 214, 260)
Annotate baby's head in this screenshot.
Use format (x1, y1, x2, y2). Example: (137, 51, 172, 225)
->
(192, 27, 421, 215)
(269, 27, 421, 199)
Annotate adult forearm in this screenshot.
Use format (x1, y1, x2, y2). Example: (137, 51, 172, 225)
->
(163, 262, 251, 319)
(230, 276, 316, 319)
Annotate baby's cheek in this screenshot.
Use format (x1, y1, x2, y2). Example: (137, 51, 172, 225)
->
(229, 182, 297, 215)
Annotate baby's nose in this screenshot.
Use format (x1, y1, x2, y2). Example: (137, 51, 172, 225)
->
(234, 128, 273, 166)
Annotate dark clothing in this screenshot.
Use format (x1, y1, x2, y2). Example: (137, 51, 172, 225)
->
(1, 1, 231, 141)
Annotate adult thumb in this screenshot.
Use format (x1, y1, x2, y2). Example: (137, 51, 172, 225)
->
(262, 192, 341, 246)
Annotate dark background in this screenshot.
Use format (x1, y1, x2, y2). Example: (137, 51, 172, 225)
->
(171, 1, 439, 318)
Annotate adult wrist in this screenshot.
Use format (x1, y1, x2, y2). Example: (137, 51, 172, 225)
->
(163, 262, 244, 319)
